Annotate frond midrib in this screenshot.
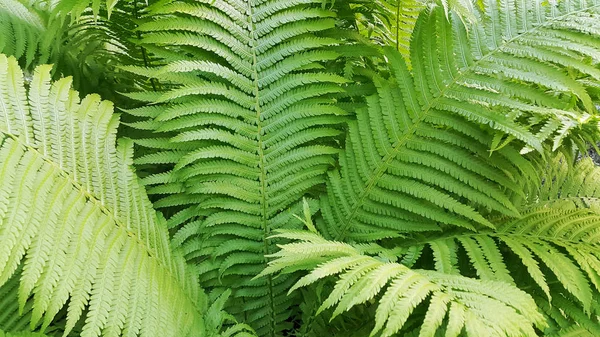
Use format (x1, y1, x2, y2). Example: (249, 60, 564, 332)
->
(334, 3, 600, 240)
(247, 1, 276, 334)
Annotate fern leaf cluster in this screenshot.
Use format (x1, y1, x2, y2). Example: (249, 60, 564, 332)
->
(119, 0, 600, 335)
(352, 0, 476, 64)
(406, 154, 600, 334)
(0, 54, 206, 337)
(265, 152, 600, 335)
(0, 0, 61, 69)
(0, 0, 148, 103)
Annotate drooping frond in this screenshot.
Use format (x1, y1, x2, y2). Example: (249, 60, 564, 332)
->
(122, 0, 349, 335)
(0, 54, 206, 337)
(320, 2, 600, 242)
(259, 230, 546, 337)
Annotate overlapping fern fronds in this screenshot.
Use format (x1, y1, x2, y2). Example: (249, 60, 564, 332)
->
(122, 0, 349, 334)
(259, 230, 547, 337)
(320, 2, 600, 242)
(0, 0, 61, 69)
(371, 154, 600, 335)
(0, 54, 207, 337)
(262, 153, 600, 335)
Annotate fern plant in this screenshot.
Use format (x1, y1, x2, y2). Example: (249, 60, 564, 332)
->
(260, 229, 547, 337)
(1, 0, 600, 336)
(262, 152, 600, 335)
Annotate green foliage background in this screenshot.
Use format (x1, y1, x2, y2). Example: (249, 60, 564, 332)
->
(0, 0, 600, 336)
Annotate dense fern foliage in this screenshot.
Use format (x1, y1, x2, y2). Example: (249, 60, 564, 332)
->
(0, 0, 147, 100)
(261, 230, 547, 337)
(263, 153, 600, 335)
(1, 0, 600, 336)
(345, 0, 475, 64)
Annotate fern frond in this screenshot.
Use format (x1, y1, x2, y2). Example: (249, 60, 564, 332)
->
(260, 230, 546, 337)
(321, 2, 600, 241)
(122, 0, 351, 334)
(386, 154, 600, 335)
(0, 54, 207, 337)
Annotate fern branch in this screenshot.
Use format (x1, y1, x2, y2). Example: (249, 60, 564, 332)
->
(122, 0, 349, 335)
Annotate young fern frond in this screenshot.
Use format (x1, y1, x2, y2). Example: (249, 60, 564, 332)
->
(320, 2, 600, 242)
(0, 54, 207, 337)
(259, 230, 546, 337)
(123, 0, 350, 334)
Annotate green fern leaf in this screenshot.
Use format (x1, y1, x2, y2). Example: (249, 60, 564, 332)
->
(0, 54, 207, 337)
(388, 153, 600, 335)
